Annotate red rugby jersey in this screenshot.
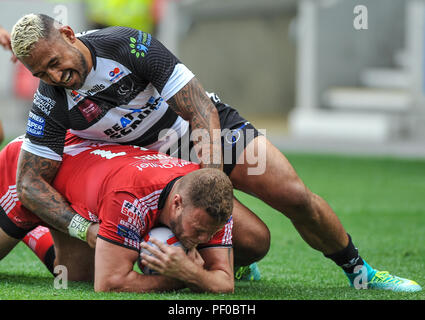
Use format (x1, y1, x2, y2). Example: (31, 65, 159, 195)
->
(0, 135, 233, 250)
(54, 135, 233, 251)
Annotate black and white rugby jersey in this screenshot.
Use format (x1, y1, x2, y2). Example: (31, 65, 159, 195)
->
(22, 26, 194, 161)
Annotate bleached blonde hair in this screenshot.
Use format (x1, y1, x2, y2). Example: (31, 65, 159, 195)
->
(11, 13, 57, 58)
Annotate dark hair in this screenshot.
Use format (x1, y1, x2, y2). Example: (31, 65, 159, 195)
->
(38, 14, 60, 39)
(180, 169, 233, 225)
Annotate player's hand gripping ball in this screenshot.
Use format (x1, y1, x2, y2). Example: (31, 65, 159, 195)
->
(138, 227, 186, 274)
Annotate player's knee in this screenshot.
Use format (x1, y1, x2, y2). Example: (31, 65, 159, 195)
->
(234, 221, 270, 265)
(252, 224, 270, 262)
(280, 180, 316, 221)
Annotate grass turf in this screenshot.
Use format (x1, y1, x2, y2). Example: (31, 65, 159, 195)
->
(0, 151, 424, 300)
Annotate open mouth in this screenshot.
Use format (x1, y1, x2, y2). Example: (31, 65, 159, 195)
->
(63, 70, 72, 84)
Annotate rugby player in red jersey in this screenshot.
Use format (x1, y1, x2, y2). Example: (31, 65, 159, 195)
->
(53, 135, 236, 292)
(0, 134, 265, 292)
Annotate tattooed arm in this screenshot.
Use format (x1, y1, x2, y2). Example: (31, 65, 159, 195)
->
(16, 149, 98, 247)
(167, 77, 223, 170)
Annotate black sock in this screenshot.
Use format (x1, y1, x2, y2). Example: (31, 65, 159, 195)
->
(44, 245, 56, 276)
(324, 234, 364, 273)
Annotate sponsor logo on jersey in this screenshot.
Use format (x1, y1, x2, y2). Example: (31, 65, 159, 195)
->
(133, 154, 173, 161)
(146, 96, 162, 110)
(117, 213, 145, 247)
(90, 149, 127, 159)
(133, 160, 192, 172)
(117, 81, 135, 97)
(26, 112, 45, 137)
(129, 31, 151, 58)
(121, 200, 145, 226)
(103, 97, 162, 139)
(109, 67, 124, 83)
(78, 99, 102, 122)
(70, 84, 105, 103)
(85, 83, 105, 96)
(117, 224, 141, 242)
(70, 90, 83, 103)
(33, 90, 56, 116)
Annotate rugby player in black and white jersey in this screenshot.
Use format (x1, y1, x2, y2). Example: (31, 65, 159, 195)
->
(11, 14, 269, 275)
(9, 13, 421, 291)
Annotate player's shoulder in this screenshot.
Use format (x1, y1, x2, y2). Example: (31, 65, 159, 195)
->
(33, 80, 67, 109)
(79, 26, 143, 39)
(78, 26, 152, 59)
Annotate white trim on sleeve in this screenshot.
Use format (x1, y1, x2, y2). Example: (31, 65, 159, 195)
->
(161, 63, 195, 101)
(21, 138, 63, 162)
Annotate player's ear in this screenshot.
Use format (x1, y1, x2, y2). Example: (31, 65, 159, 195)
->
(172, 193, 183, 211)
(58, 25, 76, 44)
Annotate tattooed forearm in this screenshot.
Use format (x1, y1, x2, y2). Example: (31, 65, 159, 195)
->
(16, 149, 76, 233)
(167, 77, 222, 170)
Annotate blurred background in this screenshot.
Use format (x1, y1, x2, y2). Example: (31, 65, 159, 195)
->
(1, 0, 425, 157)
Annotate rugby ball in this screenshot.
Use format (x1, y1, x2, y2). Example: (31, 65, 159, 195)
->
(138, 226, 185, 275)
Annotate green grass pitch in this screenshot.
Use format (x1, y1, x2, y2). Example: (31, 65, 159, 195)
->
(0, 149, 424, 300)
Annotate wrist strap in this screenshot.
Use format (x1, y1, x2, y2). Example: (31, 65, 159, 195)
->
(68, 215, 92, 242)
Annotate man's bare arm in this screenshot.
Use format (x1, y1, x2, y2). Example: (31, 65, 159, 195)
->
(16, 149, 96, 246)
(141, 238, 234, 293)
(167, 77, 222, 170)
(16, 149, 73, 231)
(190, 246, 234, 293)
(94, 237, 184, 292)
(95, 237, 233, 293)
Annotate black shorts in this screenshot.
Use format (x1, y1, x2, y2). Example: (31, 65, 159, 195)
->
(165, 93, 261, 175)
(0, 206, 35, 239)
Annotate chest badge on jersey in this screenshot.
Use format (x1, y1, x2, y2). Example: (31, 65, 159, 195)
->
(78, 99, 102, 122)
